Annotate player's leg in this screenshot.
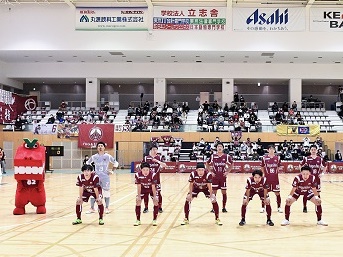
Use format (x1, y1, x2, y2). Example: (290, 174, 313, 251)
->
(151, 192, 159, 226)
(239, 193, 251, 226)
(281, 194, 297, 226)
(143, 193, 149, 213)
(134, 193, 144, 226)
(95, 191, 105, 225)
(221, 179, 228, 212)
(273, 183, 282, 212)
(73, 193, 87, 225)
(302, 195, 307, 213)
(102, 189, 110, 214)
(181, 191, 195, 225)
(157, 184, 163, 213)
(207, 191, 222, 225)
(309, 193, 327, 226)
(210, 180, 218, 213)
(261, 193, 274, 226)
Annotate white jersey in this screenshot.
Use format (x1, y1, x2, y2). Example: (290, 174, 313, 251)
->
(87, 153, 118, 190)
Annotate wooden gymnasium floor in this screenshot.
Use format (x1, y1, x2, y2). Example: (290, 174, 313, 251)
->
(0, 170, 343, 257)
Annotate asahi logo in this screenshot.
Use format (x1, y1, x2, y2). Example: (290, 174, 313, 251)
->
(247, 8, 289, 25)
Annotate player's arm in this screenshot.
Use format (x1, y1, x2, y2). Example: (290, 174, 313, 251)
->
(86, 155, 94, 165)
(286, 186, 297, 204)
(312, 187, 321, 204)
(109, 155, 119, 170)
(152, 184, 158, 204)
(208, 182, 213, 195)
(153, 158, 166, 169)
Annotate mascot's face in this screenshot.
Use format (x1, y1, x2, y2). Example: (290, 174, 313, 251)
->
(14, 139, 45, 181)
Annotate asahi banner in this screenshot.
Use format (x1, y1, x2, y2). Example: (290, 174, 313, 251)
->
(76, 7, 148, 31)
(310, 8, 343, 31)
(233, 7, 305, 31)
(78, 124, 114, 148)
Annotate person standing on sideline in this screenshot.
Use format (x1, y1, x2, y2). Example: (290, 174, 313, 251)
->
(299, 144, 327, 213)
(206, 142, 233, 213)
(134, 162, 159, 226)
(239, 170, 274, 226)
(181, 162, 223, 226)
(0, 148, 6, 174)
(281, 166, 328, 226)
(86, 142, 119, 214)
(72, 164, 104, 225)
(260, 144, 282, 213)
(141, 145, 166, 213)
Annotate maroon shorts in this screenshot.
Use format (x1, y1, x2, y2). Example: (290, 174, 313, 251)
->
(212, 177, 227, 190)
(82, 188, 102, 202)
(292, 190, 314, 200)
(192, 188, 211, 198)
(247, 190, 268, 201)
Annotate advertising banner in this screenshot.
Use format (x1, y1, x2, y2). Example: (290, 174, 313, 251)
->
(78, 124, 114, 148)
(0, 90, 37, 124)
(276, 125, 320, 136)
(233, 7, 305, 31)
(153, 6, 226, 30)
(76, 7, 148, 31)
(32, 124, 58, 135)
(310, 8, 343, 31)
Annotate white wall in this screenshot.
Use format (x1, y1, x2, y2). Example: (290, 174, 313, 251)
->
(0, 5, 343, 82)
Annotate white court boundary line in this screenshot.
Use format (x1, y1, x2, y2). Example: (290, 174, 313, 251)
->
(0, 191, 136, 230)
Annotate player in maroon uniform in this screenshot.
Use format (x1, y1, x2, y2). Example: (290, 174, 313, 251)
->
(239, 170, 274, 226)
(181, 162, 223, 226)
(299, 144, 327, 213)
(141, 145, 166, 214)
(281, 166, 328, 226)
(72, 164, 104, 225)
(206, 142, 233, 213)
(134, 162, 159, 226)
(260, 144, 282, 213)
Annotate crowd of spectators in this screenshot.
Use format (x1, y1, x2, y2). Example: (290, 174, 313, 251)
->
(187, 135, 328, 162)
(197, 95, 261, 132)
(125, 101, 189, 132)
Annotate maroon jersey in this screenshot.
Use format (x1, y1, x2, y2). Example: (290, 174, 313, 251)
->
(188, 170, 212, 190)
(76, 173, 101, 194)
(207, 153, 233, 178)
(135, 170, 158, 193)
(142, 154, 162, 183)
(292, 174, 317, 194)
(260, 155, 281, 183)
(300, 155, 327, 178)
(245, 176, 269, 193)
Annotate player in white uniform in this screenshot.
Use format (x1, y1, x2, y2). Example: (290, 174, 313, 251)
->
(86, 141, 119, 214)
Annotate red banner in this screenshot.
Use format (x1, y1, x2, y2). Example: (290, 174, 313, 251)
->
(132, 161, 310, 174)
(78, 124, 114, 148)
(0, 92, 37, 124)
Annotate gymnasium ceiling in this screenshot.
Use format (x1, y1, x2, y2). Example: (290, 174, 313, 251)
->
(1, 0, 343, 85)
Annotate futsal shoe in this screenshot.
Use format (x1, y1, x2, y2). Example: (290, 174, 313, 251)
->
(239, 219, 246, 226)
(181, 219, 189, 225)
(72, 219, 82, 225)
(281, 220, 290, 226)
(267, 219, 275, 226)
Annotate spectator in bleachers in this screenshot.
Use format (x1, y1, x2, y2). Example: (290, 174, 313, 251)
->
(335, 150, 342, 161)
(59, 100, 67, 111)
(47, 114, 55, 124)
(212, 100, 220, 112)
(128, 105, 135, 115)
(182, 102, 190, 114)
(315, 136, 323, 148)
(14, 115, 26, 131)
(271, 102, 278, 112)
(239, 95, 245, 103)
(303, 137, 310, 147)
(257, 145, 265, 156)
(202, 101, 210, 112)
(251, 149, 260, 161)
(252, 103, 259, 113)
(172, 100, 178, 111)
(143, 101, 150, 112)
(234, 92, 239, 103)
(103, 102, 110, 112)
(223, 103, 229, 113)
(291, 101, 297, 111)
(282, 102, 289, 112)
